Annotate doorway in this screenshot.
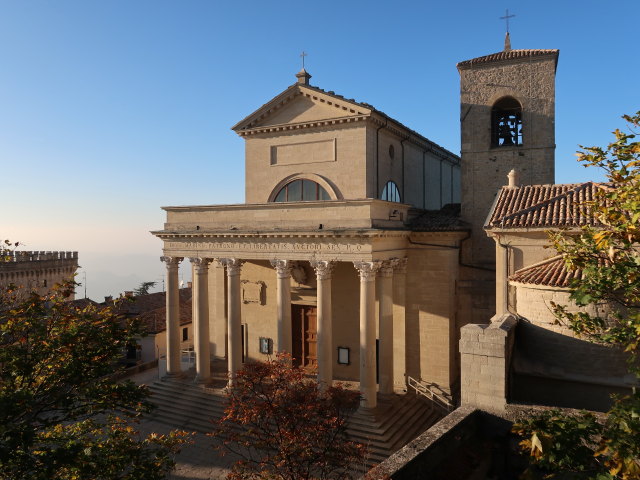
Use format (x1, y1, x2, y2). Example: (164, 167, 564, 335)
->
(291, 305, 317, 370)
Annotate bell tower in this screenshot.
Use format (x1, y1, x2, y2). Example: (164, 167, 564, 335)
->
(457, 38, 559, 265)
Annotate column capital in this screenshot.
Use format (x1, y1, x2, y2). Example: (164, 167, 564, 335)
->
(161, 256, 183, 267)
(394, 257, 408, 275)
(310, 260, 335, 280)
(190, 257, 211, 273)
(353, 261, 382, 281)
(270, 259, 293, 278)
(221, 258, 243, 276)
(379, 258, 399, 277)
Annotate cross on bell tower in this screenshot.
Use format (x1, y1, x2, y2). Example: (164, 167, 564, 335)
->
(499, 9, 516, 51)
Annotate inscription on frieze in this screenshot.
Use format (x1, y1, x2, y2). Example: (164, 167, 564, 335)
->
(164, 240, 364, 254)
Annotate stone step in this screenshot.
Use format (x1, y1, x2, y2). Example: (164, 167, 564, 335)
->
(145, 377, 444, 469)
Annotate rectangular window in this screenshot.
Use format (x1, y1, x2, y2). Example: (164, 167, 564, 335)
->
(182, 327, 188, 342)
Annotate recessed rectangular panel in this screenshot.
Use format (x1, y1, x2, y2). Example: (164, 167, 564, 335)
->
(270, 139, 336, 165)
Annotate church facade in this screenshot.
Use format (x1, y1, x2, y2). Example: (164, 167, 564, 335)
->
(153, 38, 575, 409)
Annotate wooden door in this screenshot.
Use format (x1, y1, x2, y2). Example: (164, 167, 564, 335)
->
(291, 305, 317, 370)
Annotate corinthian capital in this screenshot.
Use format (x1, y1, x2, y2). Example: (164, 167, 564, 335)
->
(379, 258, 399, 277)
(353, 261, 382, 281)
(189, 257, 211, 273)
(221, 258, 243, 276)
(310, 260, 335, 280)
(394, 257, 408, 274)
(161, 256, 183, 268)
(270, 259, 293, 278)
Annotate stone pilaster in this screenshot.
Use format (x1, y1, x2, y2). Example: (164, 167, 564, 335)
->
(495, 241, 509, 316)
(311, 260, 335, 389)
(190, 257, 211, 383)
(222, 258, 243, 386)
(354, 261, 381, 408)
(161, 256, 183, 376)
(270, 259, 293, 354)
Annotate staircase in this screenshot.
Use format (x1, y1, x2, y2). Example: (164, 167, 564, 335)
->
(348, 393, 443, 467)
(145, 377, 444, 468)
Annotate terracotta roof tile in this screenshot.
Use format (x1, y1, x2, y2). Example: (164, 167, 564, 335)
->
(107, 288, 193, 334)
(510, 255, 610, 288)
(457, 49, 559, 69)
(410, 204, 470, 231)
(486, 182, 606, 229)
(138, 300, 192, 334)
(509, 256, 580, 288)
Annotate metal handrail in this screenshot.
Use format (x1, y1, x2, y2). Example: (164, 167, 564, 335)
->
(406, 376, 454, 413)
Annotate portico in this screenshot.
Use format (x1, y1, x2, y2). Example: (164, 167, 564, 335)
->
(156, 199, 411, 408)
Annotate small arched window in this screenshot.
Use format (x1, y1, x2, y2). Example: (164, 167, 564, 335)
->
(491, 96, 522, 147)
(380, 181, 401, 203)
(273, 179, 331, 202)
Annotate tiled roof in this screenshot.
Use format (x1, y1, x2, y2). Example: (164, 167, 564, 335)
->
(457, 49, 559, 69)
(107, 288, 193, 334)
(138, 301, 192, 334)
(410, 204, 469, 232)
(509, 256, 579, 288)
(486, 182, 605, 230)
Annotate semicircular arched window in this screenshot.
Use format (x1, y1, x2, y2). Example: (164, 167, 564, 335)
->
(273, 179, 331, 202)
(380, 181, 401, 203)
(491, 96, 523, 147)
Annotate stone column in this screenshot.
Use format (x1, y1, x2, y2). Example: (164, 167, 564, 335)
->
(270, 260, 293, 354)
(354, 261, 381, 409)
(393, 258, 408, 391)
(209, 259, 227, 358)
(222, 258, 243, 386)
(311, 260, 335, 389)
(378, 259, 397, 395)
(161, 256, 183, 376)
(191, 257, 211, 383)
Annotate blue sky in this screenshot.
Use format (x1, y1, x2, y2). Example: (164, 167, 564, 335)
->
(2, 1, 638, 300)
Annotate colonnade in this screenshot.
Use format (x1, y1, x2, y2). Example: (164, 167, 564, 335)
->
(161, 255, 407, 409)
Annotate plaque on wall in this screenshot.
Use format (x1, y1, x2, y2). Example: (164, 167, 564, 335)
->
(241, 280, 265, 305)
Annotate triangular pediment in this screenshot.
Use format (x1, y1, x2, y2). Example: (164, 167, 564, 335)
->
(232, 85, 373, 133)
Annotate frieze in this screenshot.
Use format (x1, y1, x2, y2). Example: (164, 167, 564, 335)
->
(163, 240, 365, 254)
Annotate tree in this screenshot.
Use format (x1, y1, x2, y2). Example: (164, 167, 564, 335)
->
(513, 113, 640, 479)
(211, 354, 367, 480)
(134, 281, 157, 296)
(0, 257, 190, 479)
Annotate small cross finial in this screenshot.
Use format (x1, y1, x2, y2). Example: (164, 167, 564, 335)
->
(499, 9, 515, 33)
(300, 51, 307, 69)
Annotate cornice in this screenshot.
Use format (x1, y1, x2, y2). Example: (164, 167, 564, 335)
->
(152, 230, 411, 240)
(237, 114, 369, 137)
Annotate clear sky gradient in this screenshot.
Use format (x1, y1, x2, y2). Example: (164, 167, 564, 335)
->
(2, 1, 638, 300)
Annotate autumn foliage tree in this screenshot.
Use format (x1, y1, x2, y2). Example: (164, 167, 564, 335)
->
(0, 260, 189, 480)
(513, 113, 640, 479)
(212, 354, 366, 480)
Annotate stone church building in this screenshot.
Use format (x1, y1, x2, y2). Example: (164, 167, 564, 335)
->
(153, 37, 631, 411)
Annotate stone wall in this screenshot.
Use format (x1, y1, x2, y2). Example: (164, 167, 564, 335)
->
(459, 313, 517, 411)
(0, 250, 79, 298)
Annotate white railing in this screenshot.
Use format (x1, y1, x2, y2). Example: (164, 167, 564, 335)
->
(406, 376, 455, 413)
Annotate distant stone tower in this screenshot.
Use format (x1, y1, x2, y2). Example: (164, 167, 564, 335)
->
(457, 35, 559, 266)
